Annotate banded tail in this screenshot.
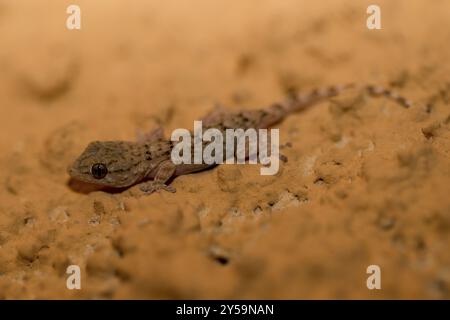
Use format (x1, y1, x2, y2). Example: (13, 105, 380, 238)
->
(260, 83, 414, 127)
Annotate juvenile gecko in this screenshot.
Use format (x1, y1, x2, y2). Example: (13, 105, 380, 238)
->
(68, 84, 412, 195)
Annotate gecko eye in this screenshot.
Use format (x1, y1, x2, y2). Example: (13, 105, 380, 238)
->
(91, 163, 108, 179)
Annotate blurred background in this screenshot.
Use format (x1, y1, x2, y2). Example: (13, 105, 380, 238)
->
(0, 0, 449, 299)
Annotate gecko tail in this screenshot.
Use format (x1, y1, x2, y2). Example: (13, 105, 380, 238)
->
(283, 83, 413, 114)
(261, 84, 353, 126)
(364, 84, 413, 109)
(260, 83, 413, 128)
(281, 83, 354, 114)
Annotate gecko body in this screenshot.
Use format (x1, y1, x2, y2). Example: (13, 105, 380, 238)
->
(68, 84, 412, 194)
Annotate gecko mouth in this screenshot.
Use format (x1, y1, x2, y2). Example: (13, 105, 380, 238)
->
(67, 164, 76, 176)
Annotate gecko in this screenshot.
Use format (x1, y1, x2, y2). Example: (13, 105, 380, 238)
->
(68, 84, 413, 195)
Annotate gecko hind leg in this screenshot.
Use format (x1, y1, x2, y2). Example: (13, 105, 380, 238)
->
(241, 140, 288, 166)
(139, 160, 177, 195)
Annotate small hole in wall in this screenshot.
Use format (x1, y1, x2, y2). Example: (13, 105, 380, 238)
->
(314, 177, 325, 185)
(211, 255, 229, 265)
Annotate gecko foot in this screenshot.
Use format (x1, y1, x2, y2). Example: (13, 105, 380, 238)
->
(139, 181, 176, 195)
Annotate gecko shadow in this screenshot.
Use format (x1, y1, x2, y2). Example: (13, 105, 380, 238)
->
(67, 178, 129, 195)
(66, 176, 178, 195)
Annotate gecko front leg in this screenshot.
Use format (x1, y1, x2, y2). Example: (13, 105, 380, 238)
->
(139, 159, 177, 194)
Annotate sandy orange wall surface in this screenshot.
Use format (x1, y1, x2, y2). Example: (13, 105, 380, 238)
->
(0, 0, 449, 298)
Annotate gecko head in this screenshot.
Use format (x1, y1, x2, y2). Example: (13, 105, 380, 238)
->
(68, 141, 144, 188)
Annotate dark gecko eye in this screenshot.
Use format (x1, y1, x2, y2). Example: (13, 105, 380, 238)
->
(91, 163, 108, 179)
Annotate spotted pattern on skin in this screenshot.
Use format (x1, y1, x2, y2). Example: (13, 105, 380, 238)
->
(68, 84, 415, 192)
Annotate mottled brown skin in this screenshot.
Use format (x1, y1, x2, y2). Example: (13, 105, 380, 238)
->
(68, 84, 412, 195)
(68, 140, 177, 193)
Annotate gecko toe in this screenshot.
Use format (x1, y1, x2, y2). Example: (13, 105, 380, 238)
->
(139, 181, 176, 195)
(163, 185, 176, 193)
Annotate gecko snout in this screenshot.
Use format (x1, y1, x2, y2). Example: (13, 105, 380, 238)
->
(67, 164, 75, 176)
(67, 159, 80, 177)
